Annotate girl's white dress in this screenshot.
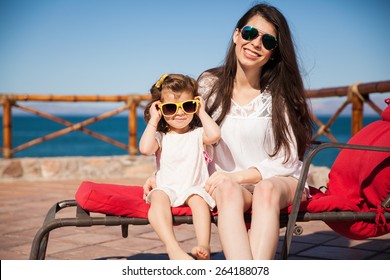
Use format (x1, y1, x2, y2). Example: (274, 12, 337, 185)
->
(146, 127, 216, 209)
(198, 73, 310, 197)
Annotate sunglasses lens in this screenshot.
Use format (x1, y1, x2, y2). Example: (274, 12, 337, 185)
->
(182, 101, 198, 114)
(161, 103, 177, 116)
(262, 34, 277, 50)
(241, 26, 258, 41)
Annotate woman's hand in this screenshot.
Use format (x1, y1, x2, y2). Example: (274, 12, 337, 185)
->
(205, 172, 237, 197)
(143, 173, 156, 200)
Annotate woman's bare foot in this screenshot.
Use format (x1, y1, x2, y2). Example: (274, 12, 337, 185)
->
(191, 246, 210, 260)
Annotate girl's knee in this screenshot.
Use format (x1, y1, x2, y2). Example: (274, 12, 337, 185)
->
(187, 194, 202, 203)
(149, 190, 170, 206)
(186, 194, 208, 208)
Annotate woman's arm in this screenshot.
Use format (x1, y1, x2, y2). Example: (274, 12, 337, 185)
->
(209, 167, 262, 186)
(205, 168, 262, 196)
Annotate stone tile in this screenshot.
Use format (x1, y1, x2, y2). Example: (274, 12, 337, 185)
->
(369, 252, 390, 260)
(290, 232, 339, 245)
(0, 234, 32, 250)
(1, 178, 389, 261)
(296, 245, 377, 260)
(0, 249, 28, 260)
(367, 233, 390, 241)
(43, 239, 89, 256)
(101, 236, 165, 252)
(53, 232, 120, 246)
(325, 236, 390, 252)
(47, 244, 142, 260)
(276, 239, 316, 256)
(139, 225, 197, 242)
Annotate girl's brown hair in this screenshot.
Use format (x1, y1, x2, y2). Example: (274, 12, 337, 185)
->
(144, 74, 201, 133)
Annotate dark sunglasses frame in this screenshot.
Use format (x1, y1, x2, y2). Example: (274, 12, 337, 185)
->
(240, 26, 278, 50)
(158, 99, 200, 117)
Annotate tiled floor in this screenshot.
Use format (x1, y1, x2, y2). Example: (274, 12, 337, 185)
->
(0, 178, 389, 260)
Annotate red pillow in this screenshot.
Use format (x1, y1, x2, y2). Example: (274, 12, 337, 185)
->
(323, 100, 390, 239)
(75, 181, 151, 218)
(75, 181, 210, 218)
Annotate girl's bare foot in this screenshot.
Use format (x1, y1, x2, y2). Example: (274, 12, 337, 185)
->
(191, 246, 210, 260)
(167, 247, 194, 260)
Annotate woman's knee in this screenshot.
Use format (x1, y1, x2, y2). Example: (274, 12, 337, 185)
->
(215, 181, 245, 208)
(253, 179, 278, 205)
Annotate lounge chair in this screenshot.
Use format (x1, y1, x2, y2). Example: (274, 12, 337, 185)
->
(29, 100, 390, 260)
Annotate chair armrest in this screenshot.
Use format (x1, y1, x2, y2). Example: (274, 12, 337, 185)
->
(282, 142, 390, 259)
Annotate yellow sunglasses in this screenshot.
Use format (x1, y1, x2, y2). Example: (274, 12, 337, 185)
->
(158, 99, 200, 117)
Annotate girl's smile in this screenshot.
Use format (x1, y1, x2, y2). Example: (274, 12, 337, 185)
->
(160, 90, 195, 134)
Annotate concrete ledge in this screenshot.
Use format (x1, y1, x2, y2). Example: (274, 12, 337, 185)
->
(0, 155, 329, 187)
(0, 155, 156, 181)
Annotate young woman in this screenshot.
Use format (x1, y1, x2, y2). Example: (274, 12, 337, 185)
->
(140, 74, 220, 260)
(198, 3, 314, 259)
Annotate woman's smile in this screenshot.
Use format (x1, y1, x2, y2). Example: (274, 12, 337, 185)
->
(243, 47, 261, 59)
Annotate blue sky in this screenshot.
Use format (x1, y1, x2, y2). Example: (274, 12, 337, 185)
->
(1, 0, 389, 114)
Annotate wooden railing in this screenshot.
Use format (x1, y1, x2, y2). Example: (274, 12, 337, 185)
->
(0, 94, 150, 159)
(1, 80, 389, 159)
(306, 81, 390, 142)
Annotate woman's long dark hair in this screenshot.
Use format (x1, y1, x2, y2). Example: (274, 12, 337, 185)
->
(201, 3, 313, 161)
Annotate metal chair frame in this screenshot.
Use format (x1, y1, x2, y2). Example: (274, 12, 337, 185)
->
(29, 142, 390, 260)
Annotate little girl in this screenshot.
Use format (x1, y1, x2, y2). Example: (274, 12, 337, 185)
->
(139, 74, 221, 260)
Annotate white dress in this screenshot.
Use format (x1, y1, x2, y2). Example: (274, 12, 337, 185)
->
(198, 73, 309, 196)
(146, 127, 216, 209)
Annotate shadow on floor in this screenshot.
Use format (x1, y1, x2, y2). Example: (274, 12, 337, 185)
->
(97, 252, 226, 260)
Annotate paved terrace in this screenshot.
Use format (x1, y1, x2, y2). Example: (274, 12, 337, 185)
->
(0, 156, 389, 260)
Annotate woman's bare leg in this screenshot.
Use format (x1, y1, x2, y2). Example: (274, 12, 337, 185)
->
(249, 176, 298, 259)
(214, 182, 253, 259)
(187, 195, 212, 260)
(148, 190, 193, 260)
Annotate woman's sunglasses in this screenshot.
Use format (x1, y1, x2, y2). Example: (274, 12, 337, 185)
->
(240, 26, 278, 51)
(158, 100, 200, 117)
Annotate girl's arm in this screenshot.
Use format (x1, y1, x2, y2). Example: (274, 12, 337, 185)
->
(139, 101, 161, 155)
(195, 96, 221, 145)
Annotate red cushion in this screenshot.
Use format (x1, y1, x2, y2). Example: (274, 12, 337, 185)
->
(75, 182, 325, 219)
(75, 181, 151, 218)
(382, 98, 390, 121)
(322, 100, 390, 239)
(75, 181, 217, 218)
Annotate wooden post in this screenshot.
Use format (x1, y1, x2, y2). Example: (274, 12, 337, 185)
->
(350, 84, 364, 136)
(128, 97, 138, 155)
(2, 95, 13, 158)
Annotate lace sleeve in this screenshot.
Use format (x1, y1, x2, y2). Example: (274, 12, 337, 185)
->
(198, 72, 215, 99)
(198, 72, 222, 121)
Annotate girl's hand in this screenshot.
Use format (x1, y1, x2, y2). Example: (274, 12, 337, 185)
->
(194, 96, 206, 115)
(143, 173, 157, 200)
(149, 100, 162, 124)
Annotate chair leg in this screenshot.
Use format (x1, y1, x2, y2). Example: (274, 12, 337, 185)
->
(121, 224, 129, 238)
(30, 200, 77, 260)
